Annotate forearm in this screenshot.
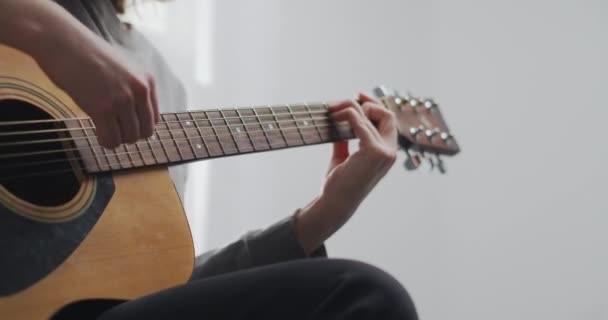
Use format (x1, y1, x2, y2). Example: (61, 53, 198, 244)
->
(294, 195, 354, 255)
(192, 214, 327, 280)
(0, 0, 95, 64)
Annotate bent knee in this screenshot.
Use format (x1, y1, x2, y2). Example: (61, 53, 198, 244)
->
(332, 259, 418, 320)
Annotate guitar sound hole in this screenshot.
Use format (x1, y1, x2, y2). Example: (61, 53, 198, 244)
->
(0, 99, 80, 207)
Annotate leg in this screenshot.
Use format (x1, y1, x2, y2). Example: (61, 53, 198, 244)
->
(98, 259, 418, 320)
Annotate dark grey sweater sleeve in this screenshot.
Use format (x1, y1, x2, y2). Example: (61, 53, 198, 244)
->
(190, 212, 327, 280)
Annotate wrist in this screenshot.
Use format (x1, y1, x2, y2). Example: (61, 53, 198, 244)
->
(294, 195, 333, 255)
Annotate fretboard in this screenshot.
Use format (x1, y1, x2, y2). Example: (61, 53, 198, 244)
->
(68, 103, 355, 174)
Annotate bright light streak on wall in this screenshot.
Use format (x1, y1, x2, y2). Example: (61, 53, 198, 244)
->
(194, 0, 215, 87)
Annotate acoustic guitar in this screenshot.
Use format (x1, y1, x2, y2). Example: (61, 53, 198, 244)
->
(0, 44, 460, 319)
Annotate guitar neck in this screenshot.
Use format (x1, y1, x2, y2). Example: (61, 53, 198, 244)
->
(74, 103, 355, 174)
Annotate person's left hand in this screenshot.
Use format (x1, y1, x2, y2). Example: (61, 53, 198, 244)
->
(295, 93, 398, 254)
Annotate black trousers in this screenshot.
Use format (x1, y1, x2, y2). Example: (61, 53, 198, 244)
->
(97, 258, 418, 320)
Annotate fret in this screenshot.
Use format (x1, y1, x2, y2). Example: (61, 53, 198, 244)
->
(251, 107, 275, 149)
(224, 109, 255, 153)
(309, 103, 334, 141)
(84, 118, 113, 171)
(239, 108, 270, 150)
(104, 149, 123, 170)
(124, 143, 146, 167)
(281, 104, 306, 146)
(162, 113, 193, 161)
(77, 119, 104, 172)
(190, 111, 224, 157)
(218, 110, 237, 149)
(145, 130, 169, 165)
(112, 144, 133, 169)
(271, 105, 301, 146)
(206, 110, 238, 155)
(121, 144, 141, 168)
(293, 104, 322, 144)
(286, 105, 306, 144)
(255, 107, 287, 149)
(269, 106, 289, 148)
(172, 113, 197, 161)
(135, 137, 159, 166)
(98, 149, 117, 171)
(182, 112, 209, 159)
(155, 118, 182, 162)
(94, 128, 121, 170)
(235, 108, 257, 152)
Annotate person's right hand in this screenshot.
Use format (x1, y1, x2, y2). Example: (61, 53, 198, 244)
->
(1, 1, 159, 148)
(37, 27, 159, 149)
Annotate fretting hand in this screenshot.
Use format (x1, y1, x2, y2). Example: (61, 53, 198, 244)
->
(295, 93, 398, 254)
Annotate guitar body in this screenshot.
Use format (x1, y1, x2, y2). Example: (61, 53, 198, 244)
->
(0, 45, 194, 319)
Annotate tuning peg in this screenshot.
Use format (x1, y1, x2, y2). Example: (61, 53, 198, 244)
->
(409, 127, 422, 139)
(427, 154, 435, 171)
(435, 154, 446, 174)
(394, 90, 414, 107)
(403, 150, 421, 171)
(440, 132, 453, 143)
(423, 99, 438, 112)
(407, 96, 420, 111)
(425, 128, 438, 140)
(417, 151, 434, 171)
(373, 86, 391, 98)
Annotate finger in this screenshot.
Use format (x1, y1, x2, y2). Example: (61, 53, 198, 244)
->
(94, 115, 121, 149)
(149, 76, 160, 124)
(117, 103, 140, 144)
(359, 101, 384, 141)
(328, 99, 365, 116)
(134, 82, 154, 138)
(364, 102, 398, 142)
(331, 107, 375, 146)
(327, 140, 349, 176)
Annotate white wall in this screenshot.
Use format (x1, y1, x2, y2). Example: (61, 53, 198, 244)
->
(125, 1, 608, 319)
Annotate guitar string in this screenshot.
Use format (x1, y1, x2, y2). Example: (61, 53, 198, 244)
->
(0, 123, 352, 169)
(0, 129, 354, 182)
(0, 109, 331, 137)
(0, 113, 336, 148)
(0, 106, 334, 126)
(0, 123, 355, 176)
(0, 123, 333, 160)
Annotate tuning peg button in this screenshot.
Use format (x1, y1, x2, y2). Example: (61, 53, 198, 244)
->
(409, 98, 419, 108)
(409, 127, 422, 139)
(440, 132, 453, 143)
(423, 99, 438, 112)
(425, 128, 441, 140)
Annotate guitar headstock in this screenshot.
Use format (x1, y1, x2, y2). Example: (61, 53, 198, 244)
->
(374, 86, 460, 173)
